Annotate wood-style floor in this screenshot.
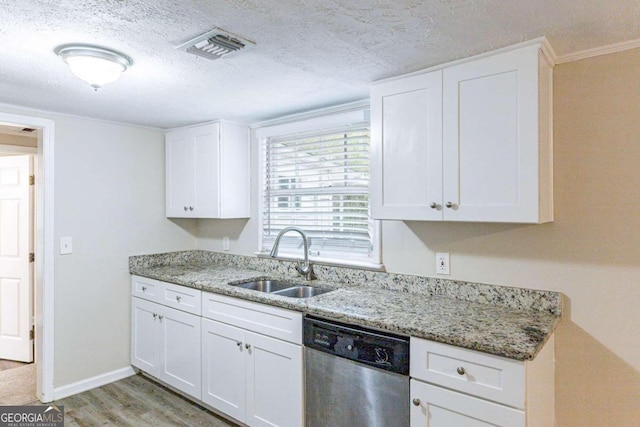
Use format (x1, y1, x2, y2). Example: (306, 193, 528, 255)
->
(0, 359, 29, 372)
(25, 374, 238, 427)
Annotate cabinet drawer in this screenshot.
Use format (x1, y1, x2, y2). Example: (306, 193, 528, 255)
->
(410, 338, 525, 409)
(131, 275, 162, 303)
(160, 282, 202, 316)
(202, 292, 302, 345)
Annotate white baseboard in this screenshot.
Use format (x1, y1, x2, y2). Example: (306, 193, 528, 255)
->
(53, 366, 136, 400)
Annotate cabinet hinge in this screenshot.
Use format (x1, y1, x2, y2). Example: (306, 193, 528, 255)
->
(30, 326, 35, 340)
(29, 253, 35, 263)
(29, 175, 35, 186)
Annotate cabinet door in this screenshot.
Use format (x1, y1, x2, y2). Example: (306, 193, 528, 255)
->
(246, 331, 303, 427)
(411, 380, 524, 427)
(371, 71, 443, 220)
(193, 123, 221, 218)
(201, 319, 247, 423)
(166, 130, 196, 217)
(159, 306, 201, 399)
(219, 122, 250, 218)
(131, 297, 160, 377)
(443, 46, 541, 222)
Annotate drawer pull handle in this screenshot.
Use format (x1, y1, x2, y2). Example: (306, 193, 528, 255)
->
(456, 366, 466, 375)
(412, 398, 421, 406)
(141, 286, 147, 292)
(176, 296, 182, 303)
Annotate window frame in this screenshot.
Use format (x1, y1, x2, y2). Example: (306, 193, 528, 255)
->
(255, 106, 382, 270)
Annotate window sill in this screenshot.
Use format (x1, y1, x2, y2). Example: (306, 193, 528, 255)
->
(254, 252, 386, 272)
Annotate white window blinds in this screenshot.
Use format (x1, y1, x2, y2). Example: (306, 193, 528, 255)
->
(261, 123, 375, 263)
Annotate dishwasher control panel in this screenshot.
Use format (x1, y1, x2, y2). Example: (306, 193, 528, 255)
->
(303, 315, 409, 374)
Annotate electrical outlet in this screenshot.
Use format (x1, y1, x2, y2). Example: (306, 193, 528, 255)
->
(222, 236, 230, 251)
(436, 252, 450, 275)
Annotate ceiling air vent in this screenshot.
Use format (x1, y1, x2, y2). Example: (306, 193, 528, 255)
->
(176, 28, 255, 61)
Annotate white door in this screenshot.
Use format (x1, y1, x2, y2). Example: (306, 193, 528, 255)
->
(410, 380, 524, 427)
(246, 331, 303, 427)
(166, 131, 195, 217)
(193, 124, 220, 218)
(442, 46, 540, 222)
(0, 155, 33, 362)
(371, 71, 443, 220)
(130, 297, 160, 376)
(159, 305, 201, 400)
(201, 318, 247, 423)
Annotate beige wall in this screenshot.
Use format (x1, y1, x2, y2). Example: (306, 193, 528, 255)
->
(198, 48, 640, 426)
(0, 106, 198, 387)
(0, 133, 37, 147)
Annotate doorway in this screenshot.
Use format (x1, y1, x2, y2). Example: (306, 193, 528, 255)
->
(0, 127, 36, 404)
(0, 112, 55, 403)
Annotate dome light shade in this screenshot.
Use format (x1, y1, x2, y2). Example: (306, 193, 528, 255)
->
(54, 44, 133, 89)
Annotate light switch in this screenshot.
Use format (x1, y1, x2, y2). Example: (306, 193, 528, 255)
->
(60, 237, 73, 255)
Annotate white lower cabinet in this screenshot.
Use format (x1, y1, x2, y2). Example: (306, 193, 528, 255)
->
(410, 337, 555, 427)
(131, 296, 202, 400)
(202, 318, 303, 427)
(201, 292, 304, 427)
(411, 380, 524, 427)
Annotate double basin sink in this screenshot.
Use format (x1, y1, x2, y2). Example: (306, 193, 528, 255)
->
(233, 279, 332, 299)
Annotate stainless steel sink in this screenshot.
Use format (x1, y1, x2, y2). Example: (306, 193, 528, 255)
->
(232, 280, 295, 293)
(232, 280, 333, 298)
(272, 286, 333, 298)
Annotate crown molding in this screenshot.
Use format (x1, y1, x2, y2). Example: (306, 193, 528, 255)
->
(556, 38, 640, 64)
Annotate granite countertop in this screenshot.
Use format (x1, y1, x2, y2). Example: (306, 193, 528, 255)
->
(130, 262, 560, 361)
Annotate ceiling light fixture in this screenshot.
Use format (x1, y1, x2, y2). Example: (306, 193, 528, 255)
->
(54, 44, 133, 90)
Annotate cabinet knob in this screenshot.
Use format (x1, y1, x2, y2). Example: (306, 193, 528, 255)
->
(245, 343, 251, 350)
(141, 286, 147, 292)
(184, 206, 188, 211)
(158, 315, 163, 321)
(445, 201, 455, 209)
(236, 341, 242, 348)
(152, 313, 157, 319)
(176, 295, 181, 303)
(456, 366, 466, 375)
(429, 202, 438, 209)
(412, 398, 421, 406)
(189, 206, 194, 211)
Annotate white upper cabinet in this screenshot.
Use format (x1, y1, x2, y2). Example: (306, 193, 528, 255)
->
(166, 121, 250, 218)
(371, 41, 553, 223)
(371, 71, 443, 221)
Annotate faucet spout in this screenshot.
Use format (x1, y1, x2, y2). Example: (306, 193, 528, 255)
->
(269, 226, 315, 280)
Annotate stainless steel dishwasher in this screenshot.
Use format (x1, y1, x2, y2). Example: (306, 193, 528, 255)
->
(304, 315, 410, 427)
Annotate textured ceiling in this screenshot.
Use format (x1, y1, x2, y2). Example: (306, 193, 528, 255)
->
(0, 0, 639, 128)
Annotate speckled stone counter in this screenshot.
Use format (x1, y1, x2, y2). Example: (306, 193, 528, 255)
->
(129, 251, 562, 361)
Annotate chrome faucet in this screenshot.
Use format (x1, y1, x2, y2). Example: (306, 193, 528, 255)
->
(269, 226, 315, 281)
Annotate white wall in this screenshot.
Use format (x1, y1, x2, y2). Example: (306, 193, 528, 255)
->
(197, 48, 640, 426)
(0, 106, 197, 387)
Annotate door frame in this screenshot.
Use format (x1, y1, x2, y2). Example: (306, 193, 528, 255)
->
(0, 111, 55, 402)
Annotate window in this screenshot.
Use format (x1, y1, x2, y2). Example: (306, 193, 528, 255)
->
(260, 120, 378, 266)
